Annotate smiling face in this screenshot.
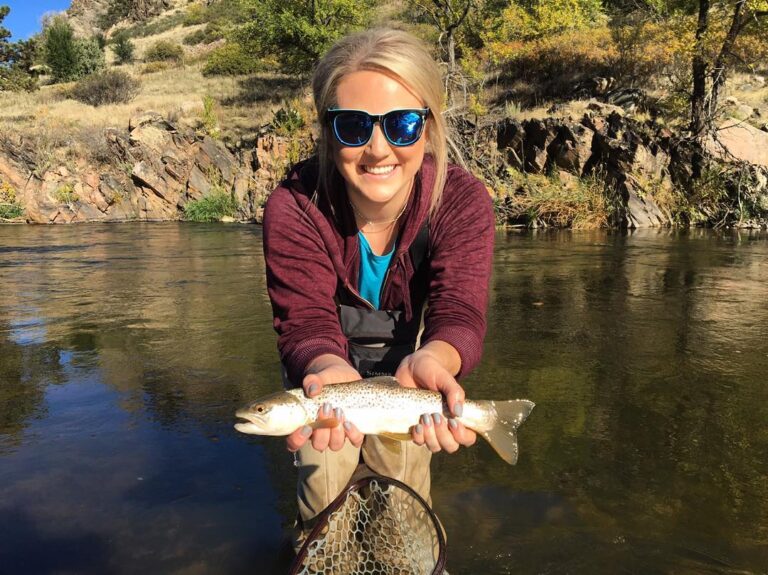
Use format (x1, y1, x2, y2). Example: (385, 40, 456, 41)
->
(331, 70, 427, 216)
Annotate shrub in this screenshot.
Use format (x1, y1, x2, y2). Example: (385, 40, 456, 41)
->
(183, 192, 238, 222)
(70, 70, 140, 106)
(0, 67, 38, 92)
(183, 28, 209, 46)
(141, 61, 170, 74)
(144, 40, 184, 63)
(200, 95, 220, 138)
(54, 183, 78, 204)
(183, 3, 209, 26)
(0, 181, 24, 220)
(111, 32, 135, 64)
(74, 37, 106, 77)
(272, 101, 306, 136)
(202, 42, 259, 76)
(183, 21, 227, 45)
(490, 26, 618, 100)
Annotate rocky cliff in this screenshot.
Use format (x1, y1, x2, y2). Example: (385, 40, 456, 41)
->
(66, 0, 180, 35)
(0, 113, 296, 224)
(2, 105, 766, 227)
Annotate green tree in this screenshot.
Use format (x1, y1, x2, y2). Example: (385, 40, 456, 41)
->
(0, 6, 38, 91)
(44, 16, 79, 82)
(233, 0, 373, 74)
(111, 31, 135, 64)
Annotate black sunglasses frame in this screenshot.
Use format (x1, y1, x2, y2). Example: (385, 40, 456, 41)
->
(325, 108, 430, 148)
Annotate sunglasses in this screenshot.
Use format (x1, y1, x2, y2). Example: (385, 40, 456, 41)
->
(326, 108, 430, 147)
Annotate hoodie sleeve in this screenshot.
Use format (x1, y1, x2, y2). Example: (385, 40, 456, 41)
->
(262, 185, 350, 386)
(421, 166, 495, 379)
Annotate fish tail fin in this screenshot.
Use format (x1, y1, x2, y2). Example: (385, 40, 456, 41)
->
(477, 400, 535, 465)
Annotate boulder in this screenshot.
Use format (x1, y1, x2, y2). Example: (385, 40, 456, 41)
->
(708, 121, 768, 167)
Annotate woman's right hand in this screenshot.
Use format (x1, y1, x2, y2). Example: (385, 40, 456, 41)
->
(286, 355, 365, 453)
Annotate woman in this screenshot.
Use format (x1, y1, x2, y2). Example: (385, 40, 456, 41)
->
(262, 28, 495, 544)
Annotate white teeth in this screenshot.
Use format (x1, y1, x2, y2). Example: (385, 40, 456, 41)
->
(363, 165, 395, 175)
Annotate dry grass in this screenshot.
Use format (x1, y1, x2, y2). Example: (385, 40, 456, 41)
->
(0, 59, 308, 148)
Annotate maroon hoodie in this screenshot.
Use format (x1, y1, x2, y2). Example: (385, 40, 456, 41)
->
(262, 155, 495, 386)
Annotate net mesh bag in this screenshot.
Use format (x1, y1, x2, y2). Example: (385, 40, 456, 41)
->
(289, 475, 446, 575)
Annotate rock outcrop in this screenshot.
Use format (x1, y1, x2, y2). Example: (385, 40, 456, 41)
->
(0, 112, 294, 224)
(495, 106, 675, 228)
(66, 0, 111, 36)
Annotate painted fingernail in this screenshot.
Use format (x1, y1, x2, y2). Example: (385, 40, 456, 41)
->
(432, 413, 442, 425)
(454, 402, 463, 417)
(300, 426, 312, 437)
(322, 402, 331, 416)
(421, 414, 432, 426)
(343, 421, 352, 431)
(415, 424, 423, 434)
(448, 419, 458, 430)
(308, 383, 318, 395)
(334, 407, 342, 419)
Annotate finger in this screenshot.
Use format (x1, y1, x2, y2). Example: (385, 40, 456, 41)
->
(311, 427, 330, 451)
(310, 403, 334, 451)
(394, 362, 417, 388)
(410, 422, 425, 446)
(435, 378, 466, 418)
(328, 408, 347, 451)
(431, 413, 460, 453)
(448, 418, 477, 447)
(343, 420, 365, 448)
(420, 413, 441, 453)
(302, 373, 324, 398)
(286, 425, 313, 452)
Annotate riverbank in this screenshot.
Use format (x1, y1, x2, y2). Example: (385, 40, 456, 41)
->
(2, 100, 767, 228)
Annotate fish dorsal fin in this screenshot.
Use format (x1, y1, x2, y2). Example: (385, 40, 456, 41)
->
(379, 432, 411, 442)
(359, 376, 399, 386)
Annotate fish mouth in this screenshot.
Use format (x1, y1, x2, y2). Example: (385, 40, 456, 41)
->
(234, 411, 266, 434)
(234, 418, 266, 434)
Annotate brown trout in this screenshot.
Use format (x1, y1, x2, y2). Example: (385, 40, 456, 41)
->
(235, 376, 534, 464)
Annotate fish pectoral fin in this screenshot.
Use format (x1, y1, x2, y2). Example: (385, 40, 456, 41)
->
(379, 432, 412, 442)
(311, 418, 342, 429)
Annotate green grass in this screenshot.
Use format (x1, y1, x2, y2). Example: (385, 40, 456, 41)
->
(0, 202, 24, 220)
(183, 192, 238, 222)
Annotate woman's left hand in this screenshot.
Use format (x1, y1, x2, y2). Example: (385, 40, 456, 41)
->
(395, 342, 477, 453)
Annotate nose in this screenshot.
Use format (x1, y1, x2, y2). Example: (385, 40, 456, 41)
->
(366, 122, 390, 156)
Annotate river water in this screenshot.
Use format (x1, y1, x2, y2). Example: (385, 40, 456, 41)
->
(1, 224, 766, 574)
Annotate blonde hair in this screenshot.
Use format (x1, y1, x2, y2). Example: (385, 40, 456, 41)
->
(311, 28, 449, 214)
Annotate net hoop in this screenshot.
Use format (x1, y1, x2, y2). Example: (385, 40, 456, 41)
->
(289, 475, 447, 575)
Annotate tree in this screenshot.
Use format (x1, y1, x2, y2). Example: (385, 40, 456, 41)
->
(233, 0, 373, 74)
(111, 31, 135, 64)
(0, 5, 38, 91)
(687, 0, 768, 177)
(690, 0, 768, 137)
(44, 16, 79, 82)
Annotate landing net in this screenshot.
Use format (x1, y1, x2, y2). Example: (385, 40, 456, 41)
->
(289, 475, 446, 575)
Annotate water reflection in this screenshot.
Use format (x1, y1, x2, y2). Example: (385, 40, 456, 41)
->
(1, 224, 767, 573)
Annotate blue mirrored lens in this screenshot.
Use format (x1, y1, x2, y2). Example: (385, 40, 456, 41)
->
(334, 113, 372, 146)
(383, 111, 424, 145)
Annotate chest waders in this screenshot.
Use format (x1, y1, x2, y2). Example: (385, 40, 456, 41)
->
(340, 222, 430, 377)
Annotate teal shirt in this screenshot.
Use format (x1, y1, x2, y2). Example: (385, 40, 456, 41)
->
(358, 233, 395, 310)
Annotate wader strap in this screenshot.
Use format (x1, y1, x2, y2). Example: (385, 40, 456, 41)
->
(341, 220, 430, 377)
(409, 220, 430, 275)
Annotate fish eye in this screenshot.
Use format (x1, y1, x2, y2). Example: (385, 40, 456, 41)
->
(256, 406, 265, 413)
